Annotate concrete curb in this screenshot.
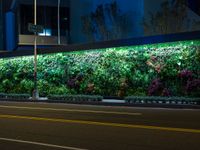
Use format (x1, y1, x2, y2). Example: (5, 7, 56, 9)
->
(0, 98, 200, 109)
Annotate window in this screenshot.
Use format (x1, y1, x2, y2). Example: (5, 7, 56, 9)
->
(20, 4, 69, 36)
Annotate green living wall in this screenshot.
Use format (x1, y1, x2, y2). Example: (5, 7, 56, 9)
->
(0, 40, 200, 97)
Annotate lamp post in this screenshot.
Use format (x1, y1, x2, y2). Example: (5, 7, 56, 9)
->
(32, 0, 39, 100)
(58, 0, 61, 45)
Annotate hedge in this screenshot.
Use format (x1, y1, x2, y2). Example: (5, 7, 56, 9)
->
(47, 95, 103, 102)
(0, 40, 200, 98)
(125, 96, 200, 105)
(0, 93, 30, 100)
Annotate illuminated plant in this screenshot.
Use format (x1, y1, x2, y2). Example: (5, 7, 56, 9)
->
(0, 40, 199, 97)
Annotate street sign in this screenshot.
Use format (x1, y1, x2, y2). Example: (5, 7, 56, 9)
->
(28, 23, 44, 33)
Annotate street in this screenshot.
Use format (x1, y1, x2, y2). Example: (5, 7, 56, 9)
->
(0, 101, 200, 150)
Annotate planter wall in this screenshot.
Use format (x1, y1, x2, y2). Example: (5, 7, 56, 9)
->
(0, 40, 200, 97)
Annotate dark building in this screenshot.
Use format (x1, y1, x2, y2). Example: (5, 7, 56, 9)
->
(0, 0, 70, 51)
(0, 0, 200, 52)
(0, 2, 4, 50)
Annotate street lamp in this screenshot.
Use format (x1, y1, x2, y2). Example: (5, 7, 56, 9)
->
(31, 0, 61, 99)
(32, 0, 39, 100)
(58, 0, 61, 45)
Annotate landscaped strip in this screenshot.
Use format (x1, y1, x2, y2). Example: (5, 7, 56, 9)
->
(125, 96, 200, 105)
(0, 39, 199, 98)
(47, 95, 103, 102)
(0, 93, 30, 100)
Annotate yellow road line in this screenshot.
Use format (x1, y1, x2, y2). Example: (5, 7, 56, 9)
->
(0, 105, 141, 116)
(0, 114, 200, 134)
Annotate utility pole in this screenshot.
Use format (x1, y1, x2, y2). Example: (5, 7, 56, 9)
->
(32, 0, 39, 100)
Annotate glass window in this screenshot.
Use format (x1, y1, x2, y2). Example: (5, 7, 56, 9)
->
(19, 3, 70, 36)
(69, 0, 200, 44)
(2, 0, 200, 46)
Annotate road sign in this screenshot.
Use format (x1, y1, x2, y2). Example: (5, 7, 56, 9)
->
(28, 23, 44, 33)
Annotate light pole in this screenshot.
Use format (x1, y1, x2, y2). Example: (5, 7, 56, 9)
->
(58, 0, 61, 45)
(32, 0, 39, 100)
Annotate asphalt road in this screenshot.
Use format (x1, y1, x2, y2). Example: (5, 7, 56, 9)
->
(0, 101, 200, 150)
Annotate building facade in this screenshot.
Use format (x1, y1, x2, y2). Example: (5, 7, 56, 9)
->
(0, 0, 200, 52)
(0, 2, 4, 50)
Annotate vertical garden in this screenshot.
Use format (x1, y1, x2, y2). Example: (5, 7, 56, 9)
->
(0, 40, 200, 98)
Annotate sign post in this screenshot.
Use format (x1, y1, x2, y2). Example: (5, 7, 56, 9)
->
(28, 23, 43, 33)
(33, 0, 38, 100)
(28, 0, 43, 100)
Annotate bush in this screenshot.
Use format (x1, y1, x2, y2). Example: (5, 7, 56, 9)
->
(0, 93, 30, 100)
(47, 95, 103, 102)
(48, 86, 70, 95)
(148, 78, 163, 96)
(186, 79, 200, 97)
(0, 93, 6, 98)
(125, 96, 200, 105)
(0, 40, 200, 97)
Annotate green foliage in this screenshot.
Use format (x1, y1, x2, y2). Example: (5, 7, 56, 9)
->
(0, 40, 199, 98)
(47, 95, 103, 102)
(125, 96, 200, 105)
(0, 93, 30, 100)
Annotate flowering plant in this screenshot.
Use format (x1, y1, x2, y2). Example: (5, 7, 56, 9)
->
(178, 70, 193, 80)
(148, 78, 163, 96)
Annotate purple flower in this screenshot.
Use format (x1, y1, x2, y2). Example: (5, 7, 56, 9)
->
(162, 88, 171, 97)
(67, 78, 77, 88)
(186, 79, 200, 93)
(148, 78, 163, 96)
(178, 70, 193, 80)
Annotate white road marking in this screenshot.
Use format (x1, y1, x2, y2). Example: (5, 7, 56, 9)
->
(0, 137, 88, 150)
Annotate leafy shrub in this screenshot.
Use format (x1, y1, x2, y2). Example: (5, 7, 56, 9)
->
(19, 79, 34, 94)
(48, 86, 70, 95)
(162, 88, 171, 97)
(186, 79, 200, 97)
(178, 70, 194, 81)
(148, 78, 163, 96)
(0, 93, 30, 100)
(47, 95, 103, 102)
(0, 93, 6, 98)
(0, 40, 199, 98)
(125, 96, 200, 105)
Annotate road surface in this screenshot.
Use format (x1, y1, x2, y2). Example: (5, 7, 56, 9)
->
(0, 101, 200, 150)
